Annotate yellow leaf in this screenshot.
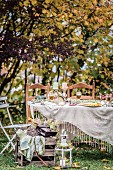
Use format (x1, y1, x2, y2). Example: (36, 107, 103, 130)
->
(84, 15, 88, 20)
(73, 9, 78, 14)
(52, 12, 57, 16)
(60, 38, 64, 42)
(65, 30, 69, 34)
(104, 166, 111, 170)
(19, 2, 23, 7)
(35, 13, 39, 17)
(54, 166, 61, 170)
(98, 19, 103, 23)
(72, 165, 80, 168)
(45, 0, 51, 4)
(23, 0, 29, 6)
(101, 82, 109, 89)
(31, 0, 37, 5)
(57, 23, 63, 30)
(72, 162, 81, 168)
(69, 13, 73, 18)
(101, 75, 105, 79)
(102, 159, 109, 162)
(93, 0, 97, 5)
(94, 38, 98, 43)
(48, 64, 53, 68)
(94, 25, 98, 30)
(42, 9, 47, 14)
(84, 21, 88, 26)
(78, 50, 84, 54)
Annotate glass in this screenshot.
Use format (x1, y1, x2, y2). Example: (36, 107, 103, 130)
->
(76, 91, 82, 99)
(48, 91, 54, 101)
(49, 95, 54, 100)
(106, 94, 111, 102)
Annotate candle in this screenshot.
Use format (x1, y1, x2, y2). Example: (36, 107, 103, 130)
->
(53, 82, 58, 90)
(62, 82, 68, 90)
(60, 159, 65, 167)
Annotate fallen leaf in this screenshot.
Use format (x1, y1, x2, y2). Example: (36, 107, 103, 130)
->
(102, 159, 109, 163)
(54, 166, 61, 170)
(104, 166, 111, 169)
(101, 148, 106, 152)
(72, 162, 81, 168)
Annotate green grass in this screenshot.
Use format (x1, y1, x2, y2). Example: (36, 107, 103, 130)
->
(1, 138, 113, 170)
(1, 108, 113, 170)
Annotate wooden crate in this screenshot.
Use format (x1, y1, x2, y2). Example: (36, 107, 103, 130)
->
(16, 154, 55, 166)
(45, 136, 56, 145)
(15, 136, 57, 166)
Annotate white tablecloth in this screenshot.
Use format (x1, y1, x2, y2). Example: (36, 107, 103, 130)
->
(28, 101, 113, 145)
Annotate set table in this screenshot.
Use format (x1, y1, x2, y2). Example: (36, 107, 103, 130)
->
(28, 100, 113, 145)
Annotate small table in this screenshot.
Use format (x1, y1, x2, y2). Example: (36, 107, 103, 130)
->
(54, 147, 73, 168)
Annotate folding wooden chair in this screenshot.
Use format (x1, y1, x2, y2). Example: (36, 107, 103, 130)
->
(0, 96, 30, 154)
(26, 83, 50, 123)
(0, 122, 30, 154)
(0, 96, 13, 125)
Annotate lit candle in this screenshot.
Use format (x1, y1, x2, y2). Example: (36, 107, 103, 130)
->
(62, 82, 68, 90)
(53, 82, 58, 90)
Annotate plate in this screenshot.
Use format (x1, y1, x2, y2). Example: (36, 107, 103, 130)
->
(78, 103, 102, 107)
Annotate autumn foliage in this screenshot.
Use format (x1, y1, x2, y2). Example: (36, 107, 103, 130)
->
(0, 0, 113, 96)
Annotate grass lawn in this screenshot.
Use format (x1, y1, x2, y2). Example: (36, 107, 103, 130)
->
(1, 137, 113, 170)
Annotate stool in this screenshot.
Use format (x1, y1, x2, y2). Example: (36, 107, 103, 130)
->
(54, 147, 73, 168)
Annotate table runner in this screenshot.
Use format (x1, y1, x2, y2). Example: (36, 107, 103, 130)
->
(29, 102, 113, 145)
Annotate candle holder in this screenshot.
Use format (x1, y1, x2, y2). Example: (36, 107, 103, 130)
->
(53, 82, 59, 90)
(62, 82, 68, 100)
(62, 89, 67, 99)
(53, 90, 59, 104)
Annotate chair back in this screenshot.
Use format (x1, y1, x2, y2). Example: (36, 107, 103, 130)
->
(0, 96, 13, 125)
(26, 83, 50, 123)
(67, 80, 95, 100)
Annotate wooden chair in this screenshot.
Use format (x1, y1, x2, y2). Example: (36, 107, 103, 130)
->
(67, 80, 95, 100)
(67, 81, 96, 149)
(26, 83, 50, 123)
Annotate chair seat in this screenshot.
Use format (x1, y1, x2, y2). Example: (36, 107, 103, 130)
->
(0, 121, 31, 155)
(3, 124, 31, 129)
(0, 96, 7, 101)
(0, 103, 9, 108)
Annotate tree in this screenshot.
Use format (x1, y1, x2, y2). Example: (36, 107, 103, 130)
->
(0, 0, 113, 97)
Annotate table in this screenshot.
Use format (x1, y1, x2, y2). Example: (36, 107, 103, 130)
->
(28, 101, 113, 145)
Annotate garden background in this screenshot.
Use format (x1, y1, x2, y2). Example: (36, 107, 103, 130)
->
(0, 0, 113, 169)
